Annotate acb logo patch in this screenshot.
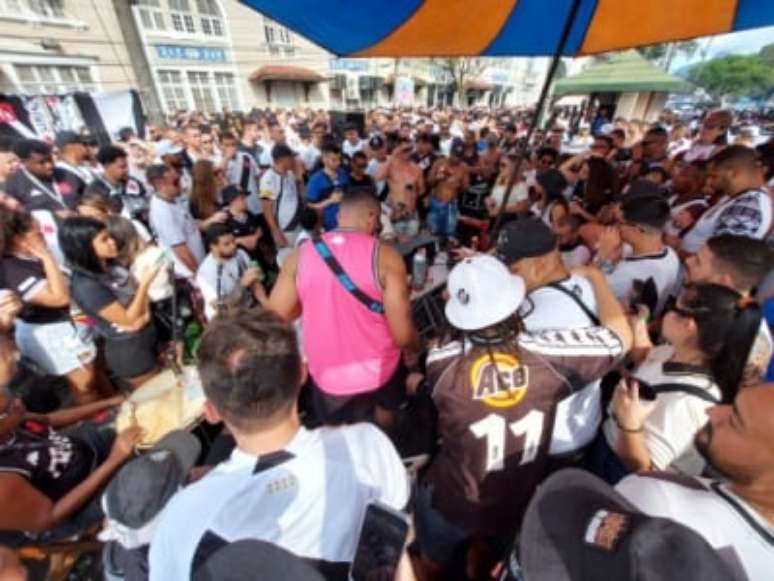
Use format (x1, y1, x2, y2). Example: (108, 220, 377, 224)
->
(469, 352, 528, 408)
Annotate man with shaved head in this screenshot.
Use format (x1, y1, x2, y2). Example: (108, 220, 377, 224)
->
(616, 385, 774, 580)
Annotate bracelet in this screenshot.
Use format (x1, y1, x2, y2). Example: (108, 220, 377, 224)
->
(613, 414, 644, 433)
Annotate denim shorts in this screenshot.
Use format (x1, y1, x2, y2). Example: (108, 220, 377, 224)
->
(427, 198, 459, 238)
(414, 483, 468, 565)
(15, 319, 96, 376)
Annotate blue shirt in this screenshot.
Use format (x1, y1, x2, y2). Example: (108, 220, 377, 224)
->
(306, 168, 349, 231)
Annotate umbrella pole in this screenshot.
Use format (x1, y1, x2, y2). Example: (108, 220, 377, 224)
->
(492, 0, 583, 234)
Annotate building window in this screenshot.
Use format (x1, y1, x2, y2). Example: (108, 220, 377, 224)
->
(157, 69, 188, 111)
(187, 71, 216, 113)
(14, 64, 95, 95)
(0, 0, 23, 14)
(214, 72, 237, 110)
(137, 0, 165, 30)
(1, 0, 71, 20)
(27, 0, 64, 18)
(263, 17, 293, 52)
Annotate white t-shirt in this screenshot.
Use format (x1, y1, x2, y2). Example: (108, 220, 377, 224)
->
(298, 143, 321, 172)
(521, 274, 602, 455)
(605, 247, 681, 316)
(603, 345, 721, 475)
(149, 424, 410, 581)
(259, 168, 300, 232)
(681, 189, 773, 254)
(195, 249, 251, 320)
(131, 245, 174, 302)
(560, 242, 592, 269)
(149, 195, 205, 278)
(342, 139, 366, 158)
(366, 158, 387, 198)
(617, 473, 773, 581)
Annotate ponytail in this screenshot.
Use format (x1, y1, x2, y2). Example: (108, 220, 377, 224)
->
(684, 285, 762, 402)
(712, 297, 762, 401)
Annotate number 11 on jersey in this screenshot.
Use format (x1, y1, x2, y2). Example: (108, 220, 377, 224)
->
(470, 411, 545, 473)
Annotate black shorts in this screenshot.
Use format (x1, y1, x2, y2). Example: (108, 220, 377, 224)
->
(309, 362, 407, 425)
(104, 324, 157, 380)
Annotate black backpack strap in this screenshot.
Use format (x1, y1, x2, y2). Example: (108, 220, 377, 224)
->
(545, 281, 601, 326)
(312, 235, 385, 315)
(651, 383, 721, 405)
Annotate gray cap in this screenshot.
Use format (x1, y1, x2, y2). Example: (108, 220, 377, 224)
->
(103, 430, 201, 529)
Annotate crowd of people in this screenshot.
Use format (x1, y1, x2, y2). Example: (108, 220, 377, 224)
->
(0, 102, 773, 580)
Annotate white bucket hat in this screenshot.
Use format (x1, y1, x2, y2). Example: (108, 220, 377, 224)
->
(445, 255, 526, 331)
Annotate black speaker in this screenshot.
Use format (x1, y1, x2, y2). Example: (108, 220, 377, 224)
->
(329, 110, 365, 141)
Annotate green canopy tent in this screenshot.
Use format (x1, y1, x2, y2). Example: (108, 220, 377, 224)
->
(553, 50, 691, 122)
(554, 50, 691, 95)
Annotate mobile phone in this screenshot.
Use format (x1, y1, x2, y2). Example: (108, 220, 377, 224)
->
(350, 502, 410, 581)
(634, 378, 657, 401)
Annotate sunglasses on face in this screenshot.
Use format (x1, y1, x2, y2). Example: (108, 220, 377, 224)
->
(668, 304, 694, 319)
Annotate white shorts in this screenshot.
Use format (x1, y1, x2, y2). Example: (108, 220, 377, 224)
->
(15, 319, 96, 376)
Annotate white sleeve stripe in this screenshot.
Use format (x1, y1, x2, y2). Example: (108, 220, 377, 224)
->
(519, 327, 624, 358)
(426, 342, 463, 365)
(21, 279, 47, 302)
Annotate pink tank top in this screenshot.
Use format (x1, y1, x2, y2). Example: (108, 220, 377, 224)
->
(297, 230, 401, 395)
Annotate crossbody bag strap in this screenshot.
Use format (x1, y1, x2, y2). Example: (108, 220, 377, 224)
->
(651, 383, 721, 405)
(312, 235, 385, 315)
(545, 281, 601, 326)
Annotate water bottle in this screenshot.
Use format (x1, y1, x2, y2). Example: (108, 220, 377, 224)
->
(412, 248, 428, 291)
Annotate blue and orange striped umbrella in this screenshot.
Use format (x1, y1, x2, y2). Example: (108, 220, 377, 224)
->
(240, 0, 774, 57)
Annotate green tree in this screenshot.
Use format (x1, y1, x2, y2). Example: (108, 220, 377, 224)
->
(430, 57, 488, 108)
(687, 54, 774, 100)
(638, 40, 699, 69)
(760, 43, 774, 67)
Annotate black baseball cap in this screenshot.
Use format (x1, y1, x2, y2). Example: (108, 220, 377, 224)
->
(614, 179, 663, 202)
(497, 216, 557, 265)
(369, 135, 385, 149)
(55, 130, 87, 148)
(220, 184, 244, 205)
(102, 430, 200, 545)
(535, 168, 568, 200)
(192, 539, 324, 581)
(515, 469, 736, 581)
(622, 194, 670, 230)
(271, 143, 296, 161)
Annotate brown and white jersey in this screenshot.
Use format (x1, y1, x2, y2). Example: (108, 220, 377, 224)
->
(424, 326, 624, 536)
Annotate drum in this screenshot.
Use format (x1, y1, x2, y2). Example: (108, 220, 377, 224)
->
(115, 366, 205, 449)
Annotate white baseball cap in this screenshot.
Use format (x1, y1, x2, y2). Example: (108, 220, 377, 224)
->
(445, 255, 526, 331)
(155, 139, 184, 158)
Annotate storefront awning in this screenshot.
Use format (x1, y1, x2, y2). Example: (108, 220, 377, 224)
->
(249, 65, 325, 83)
(465, 79, 493, 92)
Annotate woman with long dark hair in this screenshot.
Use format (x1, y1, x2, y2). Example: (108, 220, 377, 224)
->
(0, 212, 110, 403)
(591, 283, 762, 483)
(59, 217, 161, 388)
(561, 154, 619, 220)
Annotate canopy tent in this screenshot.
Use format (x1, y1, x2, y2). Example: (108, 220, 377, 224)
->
(240, 0, 774, 233)
(553, 50, 691, 95)
(240, 0, 773, 58)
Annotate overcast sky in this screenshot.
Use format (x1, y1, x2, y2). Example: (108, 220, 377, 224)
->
(669, 25, 774, 70)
